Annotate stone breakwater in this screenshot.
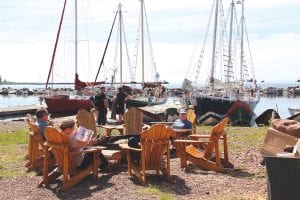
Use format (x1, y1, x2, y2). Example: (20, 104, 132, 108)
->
(0, 87, 74, 96)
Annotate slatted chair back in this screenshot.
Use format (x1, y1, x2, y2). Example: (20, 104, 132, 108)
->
(42, 127, 103, 190)
(187, 109, 196, 133)
(140, 124, 170, 170)
(26, 113, 37, 124)
(204, 117, 229, 159)
(124, 107, 144, 135)
(44, 127, 77, 175)
(187, 109, 196, 124)
(24, 116, 46, 170)
(76, 109, 97, 137)
(25, 117, 44, 152)
(25, 117, 41, 138)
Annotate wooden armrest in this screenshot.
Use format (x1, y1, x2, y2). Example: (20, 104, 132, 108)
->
(149, 122, 173, 125)
(43, 141, 50, 147)
(100, 125, 124, 130)
(46, 142, 68, 148)
(174, 139, 214, 145)
(119, 143, 142, 152)
(115, 125, 124, 129)
(29, 132, 36, 136)
(173, 129, 193, 133)
(189, 134, 210, 139)
(189, 135, 225, 140)
(71, 146, 106, 155)
(99, 125, 114, 129)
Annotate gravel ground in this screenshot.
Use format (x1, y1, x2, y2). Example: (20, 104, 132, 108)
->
(0, 119, 268, 200)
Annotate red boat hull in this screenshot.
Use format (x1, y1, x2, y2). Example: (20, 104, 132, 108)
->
(44, 96, 90, 113)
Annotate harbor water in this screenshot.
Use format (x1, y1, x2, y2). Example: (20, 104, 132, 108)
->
(1, 83, 299, 119)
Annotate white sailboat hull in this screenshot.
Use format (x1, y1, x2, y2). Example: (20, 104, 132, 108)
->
(288, 108, 300, 116)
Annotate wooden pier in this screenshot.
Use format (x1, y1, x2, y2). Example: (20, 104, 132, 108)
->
(0, 104, 46, 117)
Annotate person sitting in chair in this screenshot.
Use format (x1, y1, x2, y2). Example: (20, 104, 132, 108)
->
(172, 108, 192, 130)
(168, 108, 193, 143)
(35, 107, 52, 140)
(60, 119, 108, 171)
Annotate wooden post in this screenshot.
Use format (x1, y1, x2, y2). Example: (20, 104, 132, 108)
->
(214, 140, 221, 166)
(63, 148, 69, 184)
(223, 132, 229, 162)
(43, 144, 49, 186)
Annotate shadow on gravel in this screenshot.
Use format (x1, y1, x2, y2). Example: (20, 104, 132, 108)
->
(168, 175, 192, 195)
(42, 165, 127, 199)
(54, 173, 115, 199)
(225, 168, 255, 178)
(184, 164, 207, 174)
(129, 173, 191, 195)
(183, 164, 255, 178)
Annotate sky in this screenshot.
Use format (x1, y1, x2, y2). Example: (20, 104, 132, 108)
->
(0, 0, 299, 85)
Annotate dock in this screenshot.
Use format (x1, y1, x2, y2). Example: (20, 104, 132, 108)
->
(0, 104, 45, 117)
(138, 99, 182, 122)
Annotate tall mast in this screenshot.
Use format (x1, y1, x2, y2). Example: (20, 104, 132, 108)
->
(210, 0, 219, 86)
(140, 0, 145, 84)
(119, 3, 123, 84)
(226, 0, 234, 84)
(46, 0, 67, 89)
(75, 0, 78, 76)
(240, 0, 245, 84)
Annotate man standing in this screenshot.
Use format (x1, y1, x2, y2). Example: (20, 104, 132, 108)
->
(94, 87, 108, 125)
(115, 86, 129, 123)
(89, 95, 98, 122)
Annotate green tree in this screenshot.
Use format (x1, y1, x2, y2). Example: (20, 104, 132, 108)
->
(0, 75, 2, 83)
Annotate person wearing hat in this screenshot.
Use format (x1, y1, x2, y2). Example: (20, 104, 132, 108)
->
(94, 86, 109, 125)
(172, 108, 193, 130)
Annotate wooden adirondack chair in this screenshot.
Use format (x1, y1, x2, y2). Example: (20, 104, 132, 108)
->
(175, 117, 233, 172)
(187, 109, 197, 134)
(120, 124, 171, 185)
(77, 108, 124, 164)
(76, 109, 97, 137)
(123, 107, 146, 135)
(24, 116, 46, 171)
(40, 127, 105, 191)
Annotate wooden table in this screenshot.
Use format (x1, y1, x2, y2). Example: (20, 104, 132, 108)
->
(170, 129, 193, 154)
(99, 125, 124, 136)
(172, 128, 193, 139)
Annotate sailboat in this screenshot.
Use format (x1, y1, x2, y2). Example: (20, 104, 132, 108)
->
(44, 0, 105, 113)
(93, 0, 168, 108)
(183, 0, 259, 124)
(125, 0, 168, 107)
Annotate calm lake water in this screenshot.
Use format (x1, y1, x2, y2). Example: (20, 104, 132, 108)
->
(1, 83, 299, 118)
